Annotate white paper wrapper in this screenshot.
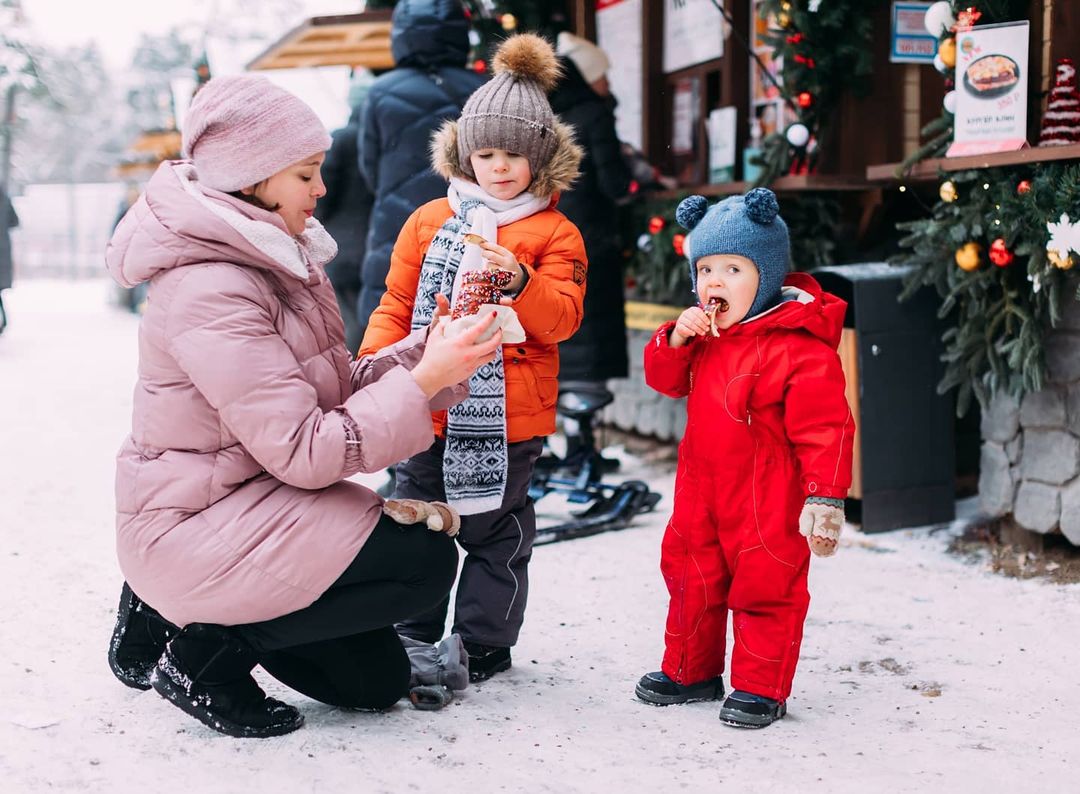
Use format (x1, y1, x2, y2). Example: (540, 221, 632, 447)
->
(443, 304, 526, 344)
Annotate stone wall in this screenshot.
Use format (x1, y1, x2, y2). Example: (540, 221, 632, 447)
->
(603, 328, 687, 443)
(978, 298, 1080, 545)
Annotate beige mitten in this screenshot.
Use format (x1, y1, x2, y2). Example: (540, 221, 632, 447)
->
(798, 497, 844, 557)
(383, 499, 461, 537)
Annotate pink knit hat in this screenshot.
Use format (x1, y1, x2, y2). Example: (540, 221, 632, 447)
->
(181, 75, 332, 192)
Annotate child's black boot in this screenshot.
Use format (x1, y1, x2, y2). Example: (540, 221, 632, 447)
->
(108, 582, 179, 690)
(463, 641, 511, 682)
(635, 671, 724, 705)
(719, 690, 787, 728)
(150, 623, 304, 738)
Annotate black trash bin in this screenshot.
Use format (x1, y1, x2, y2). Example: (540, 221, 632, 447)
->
(814, 263, 955, 533)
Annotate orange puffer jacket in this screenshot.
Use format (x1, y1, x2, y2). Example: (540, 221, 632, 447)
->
(359, 197, 587, 442)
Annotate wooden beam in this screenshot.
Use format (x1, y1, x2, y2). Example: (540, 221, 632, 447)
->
(866, 142, 1080, 181)
(247, 12, 394, 72)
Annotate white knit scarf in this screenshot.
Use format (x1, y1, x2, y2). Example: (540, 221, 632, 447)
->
(410, 177, 548, 514)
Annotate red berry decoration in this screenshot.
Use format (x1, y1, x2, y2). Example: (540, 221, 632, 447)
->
(672, 233, 686, 257)
(1017, 179, 1032, 195)
(797, 92, 813, 109)
(989, 238, 1014, 267)
(648, 215, 666, 234)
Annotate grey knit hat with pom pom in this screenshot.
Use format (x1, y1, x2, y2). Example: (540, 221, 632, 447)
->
(676, 188, 791, 318)
(457, 33, 562, 177)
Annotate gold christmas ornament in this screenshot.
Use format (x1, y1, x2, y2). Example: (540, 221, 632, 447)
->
(938, 37, 957, 69)
(955, 242, 982, 271)
(939, 180, 958, 202)
(778, 11, 792, 28)
(500, 14, 517, 31)
(1048, 249, 1076, 270)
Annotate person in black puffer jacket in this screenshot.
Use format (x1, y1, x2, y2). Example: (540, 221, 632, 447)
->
(357, 0, 486, 331)
(315, 73, 375, 353)
(550, 33, 634, 383)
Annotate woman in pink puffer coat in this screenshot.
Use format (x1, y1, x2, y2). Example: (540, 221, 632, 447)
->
(104, 75, 502, 738)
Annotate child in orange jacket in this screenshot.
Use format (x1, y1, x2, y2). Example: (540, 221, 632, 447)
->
(359, 34, 586, 681)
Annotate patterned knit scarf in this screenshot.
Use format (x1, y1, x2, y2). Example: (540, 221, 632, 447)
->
(410, 177, 549, 514)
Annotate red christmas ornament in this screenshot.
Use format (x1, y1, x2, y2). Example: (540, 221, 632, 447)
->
(1017, 179, 1032, 195)
(797, 92, 813, 109)
(989, 238, 1014, 267)
(648, 216, 666, 234)
(672, 234, 686, 257)
(473, 59, 487, 74)
(786, 33, 804, 45)
(794, 54, 816, 69)
(953, 7, 983, 31)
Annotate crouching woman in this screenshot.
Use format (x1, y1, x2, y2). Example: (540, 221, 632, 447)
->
(104, 75, 502, 738)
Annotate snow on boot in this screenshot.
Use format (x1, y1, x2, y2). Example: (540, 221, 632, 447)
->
(107, 582, 178, 690)
(719, 690, 787, 728)
(463, 641, 511, 682)
(635, 671, 724, 705)
(150, 623, 303, 738)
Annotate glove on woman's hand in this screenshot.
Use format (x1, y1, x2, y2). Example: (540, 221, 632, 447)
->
(383, 499, 461, 537)
(798, 497, 845, 557)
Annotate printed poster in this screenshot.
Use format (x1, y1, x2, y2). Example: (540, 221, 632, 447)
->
(890, 2, 937, 64)
(707, 106, 737, 183)
(663, 0, 725, 74)
(947, 21, 1029, 156)
(597, 0, 644, 150)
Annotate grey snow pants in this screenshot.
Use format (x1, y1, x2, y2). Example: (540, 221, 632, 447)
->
(393, 435, 544, 648)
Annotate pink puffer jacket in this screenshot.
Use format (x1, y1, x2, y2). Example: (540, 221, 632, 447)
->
(106, 161, 461, 627)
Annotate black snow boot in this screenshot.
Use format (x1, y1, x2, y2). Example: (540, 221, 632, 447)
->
(635, 671, 724, 705)
(719, 690, 787, 728)
(150, 623, 304, 738)
(108, 582, 179, 690)
(463, 641, 511, 682)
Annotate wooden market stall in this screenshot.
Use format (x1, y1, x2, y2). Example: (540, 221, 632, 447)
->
(246, 10, 394, 71)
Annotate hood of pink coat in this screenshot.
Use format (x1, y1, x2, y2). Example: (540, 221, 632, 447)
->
(730, 272, 847, 349)
(106, 160, 337, 288)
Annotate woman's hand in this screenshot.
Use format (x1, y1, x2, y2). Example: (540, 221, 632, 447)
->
(411, 309, 503, 398)
(428, 293, 452, 330)
(670, 306, 709, 348)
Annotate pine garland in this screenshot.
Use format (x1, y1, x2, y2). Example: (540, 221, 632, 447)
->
(753, 0, 886, 185)
(622, 192, 842, 305)
(893, 164, 1080, 415)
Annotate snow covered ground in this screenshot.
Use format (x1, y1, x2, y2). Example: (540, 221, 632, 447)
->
(3, 279, 1079, 793)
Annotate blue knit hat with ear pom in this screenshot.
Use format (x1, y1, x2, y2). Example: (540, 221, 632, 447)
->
(675, 188, 791, 318)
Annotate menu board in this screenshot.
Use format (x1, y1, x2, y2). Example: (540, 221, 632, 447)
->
(947, 21, 1030, 156)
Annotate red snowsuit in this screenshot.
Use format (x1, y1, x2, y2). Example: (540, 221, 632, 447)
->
(644, 272, 854, 702)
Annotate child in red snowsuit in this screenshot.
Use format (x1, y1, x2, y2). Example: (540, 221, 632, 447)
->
(636, 188, 854, 728)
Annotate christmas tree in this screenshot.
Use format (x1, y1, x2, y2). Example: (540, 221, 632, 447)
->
(1039, 58, 1080, 147)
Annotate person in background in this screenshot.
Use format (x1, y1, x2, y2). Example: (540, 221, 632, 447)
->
(0, 185, 19, 336)
(359, 34, 585, 683)
(358, 0, 487, 497)
(550, 32, 634, 390)
(315, 69, 376, 353)
(636, 189, 854, 729)
(104, 74, 502, 738)
(357, 0, 486, 330)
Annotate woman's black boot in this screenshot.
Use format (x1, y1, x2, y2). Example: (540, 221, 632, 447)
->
(150, 623, 304, 738)
(107, 582, 178, 690)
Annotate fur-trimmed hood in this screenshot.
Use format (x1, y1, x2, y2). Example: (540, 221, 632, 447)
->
(429, 117, 582, 200)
